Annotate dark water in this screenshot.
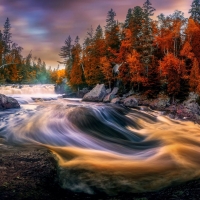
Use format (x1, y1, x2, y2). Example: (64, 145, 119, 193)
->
(1, 93, 200, 194)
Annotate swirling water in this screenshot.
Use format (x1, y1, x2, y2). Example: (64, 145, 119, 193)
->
(1, 90, 200, 194)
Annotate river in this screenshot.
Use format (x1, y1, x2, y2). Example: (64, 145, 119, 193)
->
(0, 84, 200, 194)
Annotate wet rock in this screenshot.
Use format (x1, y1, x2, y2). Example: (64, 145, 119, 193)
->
(123, 96, 138, 108)
(149, 97, 170, 110)
(76, 88, 90, 98)
(111, 97, 121, 104)
(82, 84, 106, 102)
(103, 87, 119, 103)
(0, 94, 20, 110)
(106, 88, 111, 94)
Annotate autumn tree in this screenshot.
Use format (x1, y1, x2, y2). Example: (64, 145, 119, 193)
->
(100, 56, 113, 88)
(159, 53, 185, 102)
(117, 29, 132, 90)
(82, 25, 105, 86)
(127, 50, 145, 91)
(70, 36, 85, 90)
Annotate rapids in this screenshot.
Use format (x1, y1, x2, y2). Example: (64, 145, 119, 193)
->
(1, 85, 200, 194)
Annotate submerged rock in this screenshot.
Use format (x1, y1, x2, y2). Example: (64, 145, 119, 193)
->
(0, 94, 20, 109)
(82, 84, 106, 102)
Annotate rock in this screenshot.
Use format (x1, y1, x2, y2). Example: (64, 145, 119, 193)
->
(188, 92, 199, 102)
(82, 84, 106, 102)
(111, 87, 119, 95)
(103, 87, 119, 103)
(106, 88, 111, 94)
(111, 97, 121, 104)
(123, 96, 138, 108)
(184, 102, 200, 115)
(0, 94, 20, 109)
(103, 93, 115, 103)
(149, 97, 170, 110)
(77, 88, 90, 98)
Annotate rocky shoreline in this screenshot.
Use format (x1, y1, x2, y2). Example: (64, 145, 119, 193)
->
(81, 84, 200, 123)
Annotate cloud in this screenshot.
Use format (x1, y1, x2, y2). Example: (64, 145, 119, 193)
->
(0, 0, 193, 68)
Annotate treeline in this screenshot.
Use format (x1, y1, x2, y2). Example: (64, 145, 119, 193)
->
(59, 0, 200, 101)
(0, 18, 61, 84)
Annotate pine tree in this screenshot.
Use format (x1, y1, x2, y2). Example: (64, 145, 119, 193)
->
(132, 6, 144, 51)
(140, 0, 155, 75)
(59, 35, 73, 64)
(3, 18, 12, 55)
(105, 9, 116, 32)
(189, 0, 200, 23)
(105, 9, 121, 63)
(124, 8, 133, 28)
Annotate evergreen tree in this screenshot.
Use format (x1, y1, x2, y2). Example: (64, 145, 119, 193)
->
(3, 18, 12, 55)
(59, 35, 73, 64)
(124, 8, 133, 28)
(105, 8, 116, 32)
(132, 6, 144, 51)
(189, 0, 200, 23)
(105, 9, 121, 63)
(141, 0, 155, 68)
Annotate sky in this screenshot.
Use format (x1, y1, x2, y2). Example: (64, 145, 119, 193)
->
(0, 0, 193, 69)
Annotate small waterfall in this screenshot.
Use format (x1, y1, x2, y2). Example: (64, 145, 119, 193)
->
(0, 84, 55, 95)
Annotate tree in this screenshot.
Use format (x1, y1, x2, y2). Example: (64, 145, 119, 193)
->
(59, 35, 73, 82)
(100, 56, 113, 88)
(105, 8, 121, 62)
(83, 25, 105, 86)
(189, 0, 200, 23)
(70, 36, 85, 90)
(124, 8, 133, 28)
(132, 6, 144, 51)
(159, 53, 184, 102)
(140, 0, 155, 75)
(3, 18, 12, 55)
(127, 50, 146, 91)
(105, 8, 116, 31)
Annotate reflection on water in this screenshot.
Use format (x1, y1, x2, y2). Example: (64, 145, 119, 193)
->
(1, 93, 200, 194)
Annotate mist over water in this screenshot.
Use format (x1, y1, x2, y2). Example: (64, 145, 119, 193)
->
(1, 86, 200, 194)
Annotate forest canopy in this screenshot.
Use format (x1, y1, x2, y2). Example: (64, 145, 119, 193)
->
(1, 0, 200, 101)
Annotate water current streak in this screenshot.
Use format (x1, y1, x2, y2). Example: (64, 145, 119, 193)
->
(1, 97, 200, 194)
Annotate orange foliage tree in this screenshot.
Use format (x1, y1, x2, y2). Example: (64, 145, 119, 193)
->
(70, 37, 85, 90)
(127, 50, 146, 91)
(159, 53, 185, 102)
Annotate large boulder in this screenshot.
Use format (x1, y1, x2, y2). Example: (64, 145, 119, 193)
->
(0, 94, 20, 109)
(82, 84, 106, 102)
(123, 96, 138, 108)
